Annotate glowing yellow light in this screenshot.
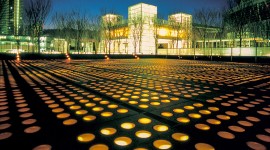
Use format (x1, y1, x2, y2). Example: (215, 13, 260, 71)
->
(121, 122, 135, 129)
(131, 96, 139, 99)
(108, 104, 118, 109)
(138, 118, 152, 124)
(76, 110, 88, 115)
(100, 101, 110, 105)
(172, 133, 189, 141)
(177, 117, 190, 123)
(159, 28, 169, 36)
(161, 100, 170, 103)
(173, 109, 184, 113)
(57, 113, 70, 119)
(199, 110, 211, 115)
(101, 112, 113, 117)
(161, 112, 173, 117)
(188, 113, 201, 119)
(217, 115, 230, 120)
(93, 98, 102, 101)
(83, 115, 96, 122)
(150, 102, 160, 106)
(129, 101, 138, 104)
(184, 106, 194, 110)
(117, 109, 128, 113)
(208, 107, 219, 111)
(207, 119, 221, 125)
(170, 97, 179, 101)
(134, 148, 147, 150)
(139, 104, 149, 109)
(153, 140, 172, 149)
(153, 125, 169, 132)
(85, 103, 96, 107)
(195, 143, 215, 150)
(120, 98, 129, 101)
(135, 130, 152, 138)
(89, 144, 109, 150)
(195, 124, 210, 130)
(70, 105, 81, 110)
(100, 128, 117, 135)
(77, 133, 95, 142)
(114, 137, 132, 146)
(92, 107, 104, 112)
(63, 119, 77, 126)
(193, 103, 204, 107)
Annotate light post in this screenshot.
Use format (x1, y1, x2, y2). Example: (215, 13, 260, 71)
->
(255, 40, 258, 63)
(193, 40, 196, 60)
(230, 44, 233, 62)
(50, 43, 53, 54)
(15, 36, 20, 54)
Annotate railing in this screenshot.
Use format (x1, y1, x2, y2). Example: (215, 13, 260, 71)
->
(157, 47, 270, 57)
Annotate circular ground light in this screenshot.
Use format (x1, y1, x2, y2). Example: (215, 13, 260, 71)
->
(207, 119, 221, 125)
(135, 130, 151, 138)
(89, 144, 109, 150)
(172, 133, 189, 141)
(195, 143, 215, 150)
(101, 112, 113, 117)
(63, 119, 77, 126)
(121, 122, 135, 129)
(0, 132, 12, 140)
(32, 144, 52, 150)
(228, 126, 245, 133)
(100, 128, 117, 135)
(217, 131, 235, 139)
(153, 140, 172, 150)
(114, 137, 132, 146)
(246, 141, 266, 150)
(77, 133, 95, 142)
(83, 115, 96, 122)
(256, 134, 270, 142)
(153, 125, 169, 132)
(195, 124, 210, 131)
(177, 117, 190, 123)
(138, 118, 152, 124)
(24, 126, 41, 134)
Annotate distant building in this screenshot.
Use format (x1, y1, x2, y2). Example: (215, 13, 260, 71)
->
(0, 0, 23, 35)
(101, 3, 192, 55)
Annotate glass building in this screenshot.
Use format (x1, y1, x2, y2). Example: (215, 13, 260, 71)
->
(101, 3, 192, 55)
(0, 0, 23, 35)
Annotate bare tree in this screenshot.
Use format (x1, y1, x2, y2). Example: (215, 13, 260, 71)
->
(52, 11, 74, 53)
(214, 8, 227, 47)
(24, 0, 52, 53)
(70, 11, 89, 54)
(261, 20, 270, 46)
(169, 15, 182, 50)
(88, 16, 101, 54)
(130, 15, 144, 54)
(113, 21, 128, 54)
(225, 0, 249, 48)
(101, 11, 120, 55)
(152, 16, 163, 55)
(193, 8, 218, 48)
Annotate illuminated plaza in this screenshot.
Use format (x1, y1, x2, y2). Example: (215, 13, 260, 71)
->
(0, 59, 269, 149)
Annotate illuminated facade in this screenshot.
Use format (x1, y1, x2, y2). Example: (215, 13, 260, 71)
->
(0, 0, 23, 35)
(101, 3, 192, 55)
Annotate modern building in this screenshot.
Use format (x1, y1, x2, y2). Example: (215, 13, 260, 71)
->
(101, 3, 192, 55)
(0, 0, 23, 35)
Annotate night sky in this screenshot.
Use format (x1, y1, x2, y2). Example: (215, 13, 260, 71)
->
(46, 0, 227, 28)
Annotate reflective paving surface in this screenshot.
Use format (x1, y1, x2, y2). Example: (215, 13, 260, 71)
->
(0, 59, 270, 150)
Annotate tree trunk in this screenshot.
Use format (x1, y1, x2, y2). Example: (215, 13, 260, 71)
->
(38, 36, 41, 54)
